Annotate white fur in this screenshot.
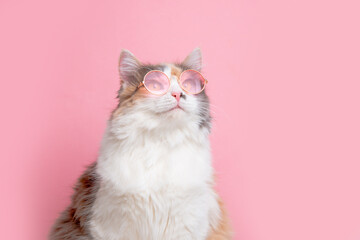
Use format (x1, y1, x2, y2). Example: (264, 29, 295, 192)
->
(90, 64, 219, 239)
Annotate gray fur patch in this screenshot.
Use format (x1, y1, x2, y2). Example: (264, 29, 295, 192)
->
(197, 91, 212, 131)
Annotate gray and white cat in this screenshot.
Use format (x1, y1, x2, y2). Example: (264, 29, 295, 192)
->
(50, 48, 232, 240)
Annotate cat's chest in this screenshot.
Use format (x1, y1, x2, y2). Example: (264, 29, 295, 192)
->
(98, 140, 212, 191)
(92, 134, 216, 239)
(90, 187, 215, 240)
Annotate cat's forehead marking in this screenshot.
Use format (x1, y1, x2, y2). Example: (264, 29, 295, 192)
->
(162, 64, 182, 80)
(170, 65, 182, 77)
(162, 65, 172, 79)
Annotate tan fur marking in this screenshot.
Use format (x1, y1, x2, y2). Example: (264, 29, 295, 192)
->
(170, 64, 182, 78)
(207, 199, 233, 240)
(113, 84, 150, 118)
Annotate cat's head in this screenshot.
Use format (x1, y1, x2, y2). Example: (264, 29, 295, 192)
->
(111, 48, 211, 138)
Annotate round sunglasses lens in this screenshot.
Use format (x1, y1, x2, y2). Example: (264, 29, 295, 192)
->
(180, 70, 206, 94)
(143, 71, 169, 95)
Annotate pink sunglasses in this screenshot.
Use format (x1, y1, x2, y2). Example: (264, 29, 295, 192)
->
(137, 69, 208, 95)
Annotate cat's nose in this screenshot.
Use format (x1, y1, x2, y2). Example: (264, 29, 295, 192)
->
(171, 92, 182, 102)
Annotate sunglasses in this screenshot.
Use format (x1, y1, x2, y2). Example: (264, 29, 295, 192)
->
(137, 69, 208, 95)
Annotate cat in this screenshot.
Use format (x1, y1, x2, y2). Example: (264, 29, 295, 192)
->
(49, 48, 232, 240)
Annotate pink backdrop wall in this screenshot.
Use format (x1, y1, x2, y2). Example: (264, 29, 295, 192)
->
(1, 0, 360, 239)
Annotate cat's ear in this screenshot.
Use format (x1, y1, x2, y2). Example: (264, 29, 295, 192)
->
(181, 47, 202, 71)
(118, 49, 141, 86)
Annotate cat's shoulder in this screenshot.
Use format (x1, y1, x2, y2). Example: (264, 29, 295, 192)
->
(49, 162, 99, 240)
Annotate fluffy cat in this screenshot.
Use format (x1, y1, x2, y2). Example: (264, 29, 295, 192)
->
(50, 48, 232, 240)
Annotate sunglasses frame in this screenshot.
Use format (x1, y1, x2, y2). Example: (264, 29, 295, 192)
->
(138, 69, 208, 96)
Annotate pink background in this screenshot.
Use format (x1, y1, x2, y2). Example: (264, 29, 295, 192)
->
(1, 0, 360, 239)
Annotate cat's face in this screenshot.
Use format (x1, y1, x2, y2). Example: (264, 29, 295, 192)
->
(112, 48, 211, 134)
